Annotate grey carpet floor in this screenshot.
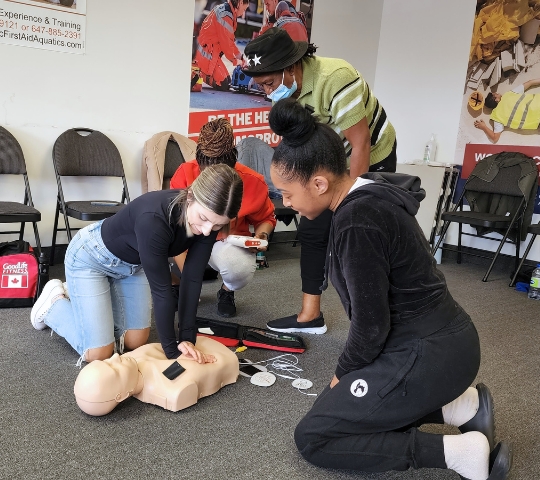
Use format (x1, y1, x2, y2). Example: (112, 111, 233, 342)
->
(0, 241, 538, 479)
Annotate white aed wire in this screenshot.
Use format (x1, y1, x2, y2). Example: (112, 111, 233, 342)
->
(239, 354, 317, 396)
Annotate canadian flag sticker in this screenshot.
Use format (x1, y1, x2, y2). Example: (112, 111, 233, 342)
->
(1, 274, 28, 289)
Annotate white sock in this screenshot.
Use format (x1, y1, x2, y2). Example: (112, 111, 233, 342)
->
(443, 432, 489, 480)
(442, 387, 479, 427)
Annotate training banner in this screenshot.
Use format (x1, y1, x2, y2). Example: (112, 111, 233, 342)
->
(455, 1, 540, 175)
(189, 0, 314, 147)
(0, 0, 86, 54)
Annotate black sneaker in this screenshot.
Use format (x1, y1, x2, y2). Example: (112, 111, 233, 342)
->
(266, 313, 327, 334)
(217, 287, 236, 317)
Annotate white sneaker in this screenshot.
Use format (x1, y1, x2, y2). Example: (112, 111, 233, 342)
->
(63, 282, 69, 299)
(31, 279, 64, 330)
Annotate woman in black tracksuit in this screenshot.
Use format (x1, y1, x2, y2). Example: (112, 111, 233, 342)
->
(268, 98, 512, 480)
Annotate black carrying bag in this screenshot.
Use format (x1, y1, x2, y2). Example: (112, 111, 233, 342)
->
(0, 241, 48, 308)
(195, 317, 307, 353)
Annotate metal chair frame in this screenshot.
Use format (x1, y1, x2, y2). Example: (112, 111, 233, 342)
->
(431, 169, 528, 283)
(50, 128, 130, 265)
(0, 127, 42, 256)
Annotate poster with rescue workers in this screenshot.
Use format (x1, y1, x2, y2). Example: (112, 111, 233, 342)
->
(455, 0, 540, 211)
(189, 0, 314, 146)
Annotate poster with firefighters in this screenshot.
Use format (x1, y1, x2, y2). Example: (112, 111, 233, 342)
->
(455, 0, 540, 203)
(189, 0, 314, 146)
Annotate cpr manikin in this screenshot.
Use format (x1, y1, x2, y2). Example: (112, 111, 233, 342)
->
(74, 337, 239, 416)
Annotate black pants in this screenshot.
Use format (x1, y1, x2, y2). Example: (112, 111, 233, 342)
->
(294, 309, 481, 472)
(299, 142, 397, 295)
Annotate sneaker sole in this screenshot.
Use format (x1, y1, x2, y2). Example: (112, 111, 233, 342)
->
(267, 325, 327, 335)
(30, 279, 62, 330)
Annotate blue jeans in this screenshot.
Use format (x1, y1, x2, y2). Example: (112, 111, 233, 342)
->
(44, 221, 152, 358)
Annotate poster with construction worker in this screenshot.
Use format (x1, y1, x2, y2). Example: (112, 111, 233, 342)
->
(455, 0, 540, 184)
(189, 0, 314, 146)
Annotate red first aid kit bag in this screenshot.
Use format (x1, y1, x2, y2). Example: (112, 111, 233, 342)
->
(0, 240, 39, 308)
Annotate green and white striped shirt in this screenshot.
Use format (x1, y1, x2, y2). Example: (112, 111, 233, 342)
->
(297, 56, 396, 166)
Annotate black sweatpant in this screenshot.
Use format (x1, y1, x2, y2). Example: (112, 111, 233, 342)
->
(294, 309, 481, 472)
(298, 142, 397, 295)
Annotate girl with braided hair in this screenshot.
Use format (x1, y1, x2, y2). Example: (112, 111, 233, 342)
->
(170, 118, 276, 318)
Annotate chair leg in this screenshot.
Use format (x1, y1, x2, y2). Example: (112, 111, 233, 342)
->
(514, 236, 521, 275)
(457, 223, 463, 264)
(19, 222, 25, 242)
(509, 234, 537, 287)
(482, 231, 513, 282)
(431, 221, 451, 255)
(292, 215, 299, 247)
(32, 222, 42, 257)
(50, 202, 60, 266)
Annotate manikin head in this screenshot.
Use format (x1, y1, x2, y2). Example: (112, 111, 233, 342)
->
(74, 353, 143, 416)
(268, 98, 348, 219)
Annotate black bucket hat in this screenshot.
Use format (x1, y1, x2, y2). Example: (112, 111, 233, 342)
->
(242, 28, 308, 75)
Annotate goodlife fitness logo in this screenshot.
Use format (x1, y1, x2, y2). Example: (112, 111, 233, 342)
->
(1, 261, 29, 289)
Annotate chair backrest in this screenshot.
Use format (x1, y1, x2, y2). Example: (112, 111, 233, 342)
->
(163, 138, 185, 188)
(237, 137, 280, 196)
(0, 126, 27, 175)
(465, 163, 524, 197)
(52, 128, 125, 177)
(463, 153, 538, 238)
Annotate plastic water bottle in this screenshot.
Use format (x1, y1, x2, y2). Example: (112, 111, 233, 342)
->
(423, 134, 437, 164)
(256, 251, 268, 269)
(528, 263, 540, 299)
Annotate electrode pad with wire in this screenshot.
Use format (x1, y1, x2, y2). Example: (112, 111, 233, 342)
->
(238, 354, 316, 396)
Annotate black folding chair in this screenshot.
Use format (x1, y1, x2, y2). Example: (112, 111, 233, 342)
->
(50, 128, 130, 265)
(0, 126, 42, 255)
(163, 137, 186, 190)
(432, 153, 537, 282)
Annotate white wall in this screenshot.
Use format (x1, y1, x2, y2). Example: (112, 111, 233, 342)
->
(374, 0, 476, 166)
(310, 0, 383, 88)
(0, 0, 193, 246)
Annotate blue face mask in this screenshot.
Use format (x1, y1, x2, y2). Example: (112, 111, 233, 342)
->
(268, 71, 297, 102)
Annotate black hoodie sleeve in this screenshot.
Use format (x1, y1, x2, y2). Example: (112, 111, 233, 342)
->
(334, 224, 392, 379)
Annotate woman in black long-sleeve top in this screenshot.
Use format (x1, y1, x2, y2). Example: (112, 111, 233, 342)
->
(31, 164, 243, 365)
(268, 99, 511, 480)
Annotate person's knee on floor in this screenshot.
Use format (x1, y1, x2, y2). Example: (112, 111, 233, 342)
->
(293, 416, 328, 467)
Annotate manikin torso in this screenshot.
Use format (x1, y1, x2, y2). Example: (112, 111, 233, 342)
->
(74, 336, 239, 416)
(124, 337, 239, 412)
